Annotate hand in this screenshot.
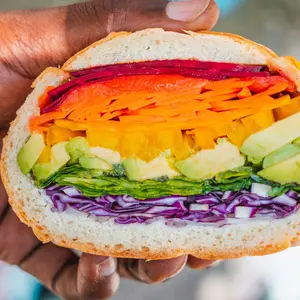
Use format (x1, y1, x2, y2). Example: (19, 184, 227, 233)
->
(0, 1, 219, 299)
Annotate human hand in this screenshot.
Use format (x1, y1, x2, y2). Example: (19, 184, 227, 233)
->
(0, 0, 219, 298)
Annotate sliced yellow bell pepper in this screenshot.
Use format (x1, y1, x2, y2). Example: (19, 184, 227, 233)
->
(137, 144, 162, 162)
(193, 128, 216, 150)
(226, 120, 248, 146)
(274, 96, 300, 121)
(37, 146, 52, 163)
(54, 119, 89, 131)
(46, 125, 85, 146)
(120, 130, 148, 158)
(87, 128, 120, 151)
(241, 110, 274, 135)
(150, 129, 178, 150)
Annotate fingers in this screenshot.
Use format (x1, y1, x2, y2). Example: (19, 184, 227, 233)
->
(0, 176, 118, 299)
(21, 243, 119, 299)
(13, 235, 119, 299)
(166, 0, 210, 22)
(0, 0, 220, 79)
(185, 0, 220, 31)
(118, 255, 187, 284)
(0, 63, 33, 126)
(165, 0, 220, 30)
(187, 256, 218, 270)
(0, 208, 41, 265)
(76, 255, 120, 299)
(91, 0, 220, 36)
(54, 254, 120, 299)
(0, 190, 119, 299)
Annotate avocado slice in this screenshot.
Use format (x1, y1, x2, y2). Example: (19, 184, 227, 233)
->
(66, 137, 90, 164)
(175, 139, 245, 180)
(123, 158, 142, 181)
(33, 163, 59, 182)
(123, 153, 179, 181)
(293, 137, 300, 146)
(241, 112, 300, 164)
(18, 133, 45, 174)
(79, 157, 112, 171)
(52, 142, 71, 165)
(258, 153, 300, 185)
(263, 144, 300, 169)
(33, 142, 70, 181)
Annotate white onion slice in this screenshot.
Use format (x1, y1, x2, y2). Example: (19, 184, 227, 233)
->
(273, 194, 297, 207)
(234, 206, 257, 219)
(251, 183, 272, 198)
(189, 204, 210, 212)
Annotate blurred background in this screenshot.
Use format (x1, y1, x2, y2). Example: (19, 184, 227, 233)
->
(1, 0, 300, 299)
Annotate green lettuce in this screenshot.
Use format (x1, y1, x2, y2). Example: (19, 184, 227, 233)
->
(214, 166, 253, 184)
(37, 164, 298, 199)
(37, 165, 254, 199)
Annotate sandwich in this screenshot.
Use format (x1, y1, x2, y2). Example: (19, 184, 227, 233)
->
(2, 29, 300, 260)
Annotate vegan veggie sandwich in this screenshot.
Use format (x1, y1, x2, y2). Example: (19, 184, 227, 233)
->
(2, 29, 300, 260)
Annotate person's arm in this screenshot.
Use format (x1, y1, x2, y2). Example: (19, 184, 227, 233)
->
(0, 1, 219, 299)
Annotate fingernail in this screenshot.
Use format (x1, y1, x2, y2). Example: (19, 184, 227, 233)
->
(142, 256, 187, 283)
(166, 0, 210, 22)
(97, 257, 117, 277)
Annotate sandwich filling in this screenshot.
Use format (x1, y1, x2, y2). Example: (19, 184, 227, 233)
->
(18, 60, 300, 226)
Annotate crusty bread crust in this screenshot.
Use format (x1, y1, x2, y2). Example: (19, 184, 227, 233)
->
(2, 29, 300, 260)
(63, 29, 300, 90)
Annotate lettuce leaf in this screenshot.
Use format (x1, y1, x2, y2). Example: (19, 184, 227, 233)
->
(37, 165, 254, 199)
(214, 166, 253, 184)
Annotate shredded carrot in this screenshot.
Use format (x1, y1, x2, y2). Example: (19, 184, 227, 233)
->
(107, 92, 148, 111)
(38, 86, 55, 107)
(119, 115, 166, 123)
(202, 92, 239, 103)
(139, 101, 211, 117)
(30, 111, 66, 129)
(237, 87, 252, 99)
(166, 112, 197, 123)
(262, 83, 289, 95)
(155, 91, 202, 106)
(99, 111, 125, 121)
(127, 98, 158, 111)
(30, 74, 298, 157)
(197, 89, 240, 100)
(217, 108, 257, 121)
(211, 95, 273, 111)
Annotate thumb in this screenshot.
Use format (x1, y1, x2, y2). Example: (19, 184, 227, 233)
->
(95, 0, 220, 33)
(64, 0, 219, 64)
(0, 0, 219, 78)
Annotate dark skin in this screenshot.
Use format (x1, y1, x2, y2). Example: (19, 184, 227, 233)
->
(0, 0, 220, 299)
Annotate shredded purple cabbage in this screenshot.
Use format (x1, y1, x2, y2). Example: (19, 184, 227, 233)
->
(46, 185, 299, 227)
(42, 60, 269, 113)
